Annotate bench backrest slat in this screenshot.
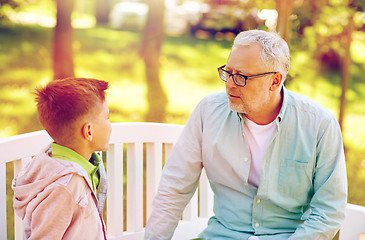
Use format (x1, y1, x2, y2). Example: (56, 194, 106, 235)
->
(106, 143, 124, 237)
(146, 142, 163, 220)
(126, 142, 144, 232)
(0, 162, 7, 239)
(0, 131, 52, 165)
(13, 158, 26, 239)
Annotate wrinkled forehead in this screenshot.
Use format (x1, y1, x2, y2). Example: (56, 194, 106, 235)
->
(227, 44, 268, 73)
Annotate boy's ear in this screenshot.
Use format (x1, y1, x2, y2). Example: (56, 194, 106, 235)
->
(82, 122, 93, 141)
(270, 72, 283, 91)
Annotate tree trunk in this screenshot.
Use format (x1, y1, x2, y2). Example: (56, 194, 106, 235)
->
(53, 0, 75, 80)
(339, 13, 354, 131)
(95, 0, 111, 24)
(140, 0, 167, 122)
(275, 0, 293, 43)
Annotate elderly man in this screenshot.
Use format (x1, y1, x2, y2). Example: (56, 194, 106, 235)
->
(145, 30, 347, 240)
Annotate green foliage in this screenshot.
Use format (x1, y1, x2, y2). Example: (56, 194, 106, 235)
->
(0, 0, 40, 22)
(353, 0, 365, 11)
(6, 163, 15, 240)
(0, 0, 19, 8)
(0, 0, 20, 22)
(292, 0, 364, 73)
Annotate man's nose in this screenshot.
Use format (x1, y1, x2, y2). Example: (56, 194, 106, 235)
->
(226, 75, 237, 89)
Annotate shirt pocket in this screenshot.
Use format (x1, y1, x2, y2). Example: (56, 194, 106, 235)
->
(278, 158, 314, 205)
(77, 191, 89, 207)
(78, 191, 100, 220)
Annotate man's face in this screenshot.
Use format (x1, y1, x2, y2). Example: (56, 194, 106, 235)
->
(90, 100, 112, 152)
(225, 44, 274, 118)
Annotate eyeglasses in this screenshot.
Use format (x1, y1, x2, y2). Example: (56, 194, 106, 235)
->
(218, 65, 277, 87)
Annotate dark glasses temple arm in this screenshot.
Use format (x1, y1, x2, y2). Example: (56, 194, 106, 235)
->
(247, 72, 277, 79)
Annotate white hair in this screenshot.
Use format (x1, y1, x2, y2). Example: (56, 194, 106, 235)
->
(232, 30, 290, 80)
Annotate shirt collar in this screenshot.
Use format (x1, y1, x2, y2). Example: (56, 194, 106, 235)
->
(51, 142, 99, 176)
(277, 86, 288, 123)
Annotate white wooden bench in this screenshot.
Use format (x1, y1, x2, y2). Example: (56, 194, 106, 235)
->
(0, 122, 364, 240)
(0, 122, 213, 240)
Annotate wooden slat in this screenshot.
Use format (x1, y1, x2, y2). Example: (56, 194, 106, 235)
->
(14, 159, 24, 240)
(0, 123, 183, 165)
(0, 163, 7, 239)
(106, 143, 124, 237)
(0, 131, 52, 164)
(117, 231, 144, 240)
(164, 143, 174, 163)
(339, 203, 365, 240)
(126, 143, 143, 232)
(109, 123, 183, 145)
(146, 142, 163, 221)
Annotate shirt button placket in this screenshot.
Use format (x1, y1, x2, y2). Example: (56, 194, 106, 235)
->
(253, 198, 261, 231)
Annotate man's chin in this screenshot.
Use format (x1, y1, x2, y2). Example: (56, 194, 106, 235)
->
(228, 102, 244, 113)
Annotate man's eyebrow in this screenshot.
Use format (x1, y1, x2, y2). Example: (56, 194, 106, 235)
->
(225, 66, 248, 75)
(225, 66, 234, 72)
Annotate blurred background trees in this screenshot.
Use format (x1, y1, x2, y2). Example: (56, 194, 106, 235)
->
(53, 0, 74, 79)
(141, 0, 167, 122)
(95, 0, 112, 24)
(1, 0, 365, 237)
(2, 0, 363, 126)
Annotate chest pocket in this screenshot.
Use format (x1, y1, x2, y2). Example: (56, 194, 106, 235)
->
(278, 158, 314, 204)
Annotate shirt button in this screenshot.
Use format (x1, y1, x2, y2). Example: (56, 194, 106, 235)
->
(244, 157, 249, 162)
(255, 222, 259, 227)
(256, 199, 261, 204)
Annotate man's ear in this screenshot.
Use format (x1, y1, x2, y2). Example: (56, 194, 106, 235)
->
(82, 122, 93, 142)
(270, 72, 283, 91)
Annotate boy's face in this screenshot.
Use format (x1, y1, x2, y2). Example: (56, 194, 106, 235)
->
(90, 100, 112, 152)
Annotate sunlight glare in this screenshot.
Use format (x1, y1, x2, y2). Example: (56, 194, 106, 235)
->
(8, 11, 56, 27)
(258, 9, 278, 31)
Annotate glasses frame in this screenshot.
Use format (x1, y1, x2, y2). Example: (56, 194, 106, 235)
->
(218, 65, 277, 87)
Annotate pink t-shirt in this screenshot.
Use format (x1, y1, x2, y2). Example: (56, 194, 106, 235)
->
(243, 117, 277, 188)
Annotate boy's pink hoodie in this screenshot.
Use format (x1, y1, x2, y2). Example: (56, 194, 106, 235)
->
(12, 145, 107, 240)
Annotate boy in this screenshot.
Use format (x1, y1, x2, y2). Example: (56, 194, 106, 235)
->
(12, 77, 111, 239)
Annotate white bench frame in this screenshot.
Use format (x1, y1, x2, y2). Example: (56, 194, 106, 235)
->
(0, 122, 212, 240)
(1, 122, 364, 240)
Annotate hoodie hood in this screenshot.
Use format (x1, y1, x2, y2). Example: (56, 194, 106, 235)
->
(12, 145, 80, 219)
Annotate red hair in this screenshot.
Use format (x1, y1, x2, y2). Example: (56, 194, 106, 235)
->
(35, 77, 109, 141)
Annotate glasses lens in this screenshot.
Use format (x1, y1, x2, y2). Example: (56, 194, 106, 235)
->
(234, 75, 246, 86)
(219, 68, 228, 82)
